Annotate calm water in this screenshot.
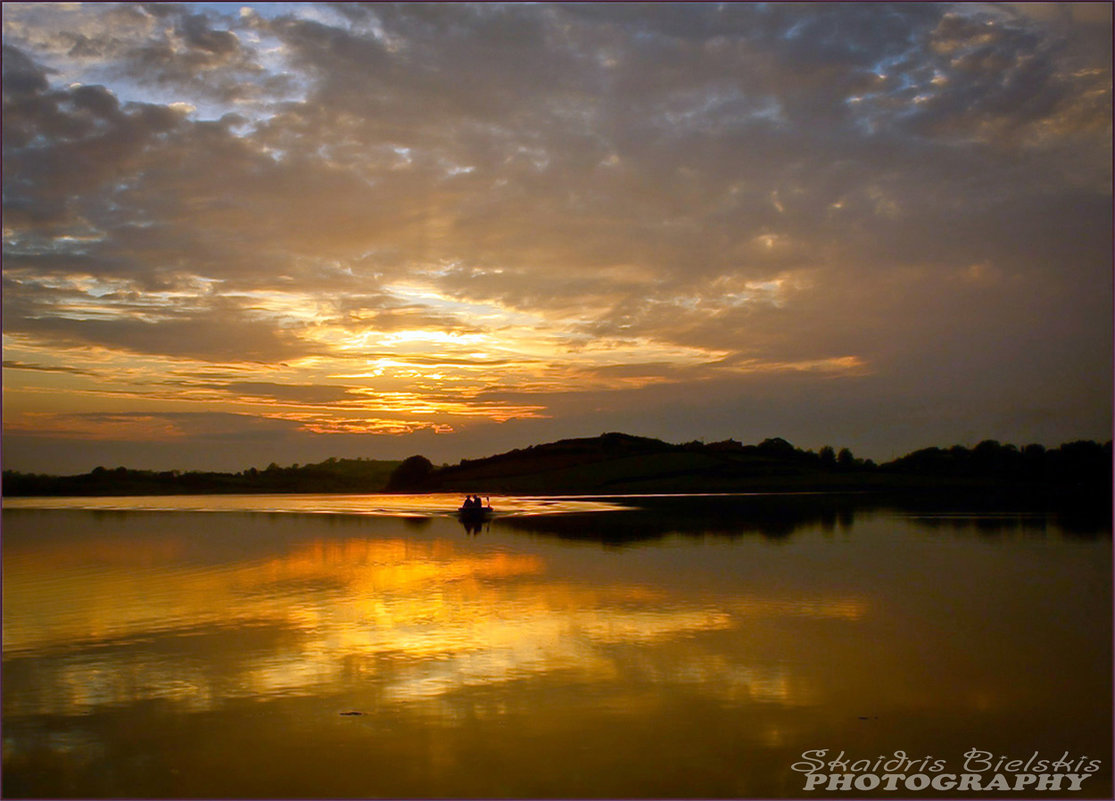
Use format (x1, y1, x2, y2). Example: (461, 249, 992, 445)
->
(2, 493, 1111, 798)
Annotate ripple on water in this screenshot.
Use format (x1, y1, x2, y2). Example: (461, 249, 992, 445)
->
(2, 492, 631, 517)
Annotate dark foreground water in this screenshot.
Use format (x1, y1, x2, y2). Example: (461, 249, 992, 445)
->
(2, 493, 1111, 798)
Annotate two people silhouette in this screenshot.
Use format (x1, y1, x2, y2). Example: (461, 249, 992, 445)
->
(459, 494, 491, 535)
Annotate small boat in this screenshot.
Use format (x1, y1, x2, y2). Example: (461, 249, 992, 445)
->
(457, 495, 494, 527)
(457, 504, 493, 521)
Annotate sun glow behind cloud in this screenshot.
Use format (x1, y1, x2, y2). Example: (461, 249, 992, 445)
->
(2, 2, 1110, 470)
(4, 247, 849, 441)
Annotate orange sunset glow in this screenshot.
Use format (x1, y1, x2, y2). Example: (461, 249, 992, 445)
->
(2, 3, 1111, 472)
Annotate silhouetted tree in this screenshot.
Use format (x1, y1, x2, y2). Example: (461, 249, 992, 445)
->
(758, 437, 796, 458)
(819, 445, 836, 467)
(387, 455, 434, 491)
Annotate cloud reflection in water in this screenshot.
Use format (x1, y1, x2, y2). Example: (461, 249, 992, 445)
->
(3, 512, 866, 719)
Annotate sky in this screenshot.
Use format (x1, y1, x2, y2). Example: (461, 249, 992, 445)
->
(2, 2, 1112, 474)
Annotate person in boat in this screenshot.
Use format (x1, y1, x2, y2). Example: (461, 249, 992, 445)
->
(461, 495, 490, 512)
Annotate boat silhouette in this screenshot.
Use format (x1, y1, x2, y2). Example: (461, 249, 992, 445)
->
(457, 496, 493, 524)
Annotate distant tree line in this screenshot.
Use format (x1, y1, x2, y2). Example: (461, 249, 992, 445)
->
(700, 436, 1111, 486)
(883, 439, 1111, 484)
(3, 435, 1110, 498)
(2, 457, 401, 497)
(691, 436, 875, 469)
(682, 436, 1110, 487)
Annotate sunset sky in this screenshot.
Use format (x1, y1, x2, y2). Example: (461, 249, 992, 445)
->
(3, 2, 1112, 474)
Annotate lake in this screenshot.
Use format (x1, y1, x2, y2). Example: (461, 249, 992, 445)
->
(2, 493, 1111, 798)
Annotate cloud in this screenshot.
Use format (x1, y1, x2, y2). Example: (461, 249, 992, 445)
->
(194, 381, 357, 405)
(2, 360, 98, 376)
(2, 410, 299, 442)
(2, 3, 1110, 471)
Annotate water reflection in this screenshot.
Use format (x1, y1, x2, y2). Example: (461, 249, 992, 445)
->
(1, 492, 629, 517)
(459, 517, 488, 536)
(2, 498, 1111, 799)
(499, 493, 863, 542)
(3, 509, 872, 722)
(6, 523, 874, 719)
(499, 492, 1112, 542)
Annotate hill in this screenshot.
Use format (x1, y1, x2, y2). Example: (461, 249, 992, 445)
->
(415, 432, 851, 493)
(395, 432, 1112, 503)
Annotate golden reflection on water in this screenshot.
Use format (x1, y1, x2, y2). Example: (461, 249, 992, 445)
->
(3, 504, 1110, 799)
(3, 517, 870, 719)
(0, 492, 629, 516)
